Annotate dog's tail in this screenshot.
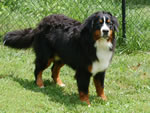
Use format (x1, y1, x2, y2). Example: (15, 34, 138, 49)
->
(3, 28, 35, 49)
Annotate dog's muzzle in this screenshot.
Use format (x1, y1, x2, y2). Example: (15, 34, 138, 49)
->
(101, 29, 110, 38)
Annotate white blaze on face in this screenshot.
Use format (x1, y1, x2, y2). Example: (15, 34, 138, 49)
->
(101, 16, 110, 37)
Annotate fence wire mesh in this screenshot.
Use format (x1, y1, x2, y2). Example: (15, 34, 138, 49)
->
(125, 0, 150, 50)
(0, 0, 150, 50)
(0, 0, 121, 41)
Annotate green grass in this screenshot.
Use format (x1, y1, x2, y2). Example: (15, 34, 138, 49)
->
(0, 45, 150, 113)
(0, 0, 150, 112)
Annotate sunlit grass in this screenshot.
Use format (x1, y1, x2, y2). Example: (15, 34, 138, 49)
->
(0, 45, 150, 112)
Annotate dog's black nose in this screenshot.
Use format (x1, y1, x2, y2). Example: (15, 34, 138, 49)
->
(102, 30, 109, 36)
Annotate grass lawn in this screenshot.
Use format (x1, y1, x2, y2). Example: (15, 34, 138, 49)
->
(0, 45, 150, 113)
(0, 0, 150, 112)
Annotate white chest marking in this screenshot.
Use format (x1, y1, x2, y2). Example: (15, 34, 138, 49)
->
(91, 39, 113, 75)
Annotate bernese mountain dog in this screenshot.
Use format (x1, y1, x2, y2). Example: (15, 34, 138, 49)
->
(3, 11, 119, 105)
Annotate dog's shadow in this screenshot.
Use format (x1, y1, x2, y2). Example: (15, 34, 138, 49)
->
(8, 75, 89, 106)
(1, 74, 105, 107)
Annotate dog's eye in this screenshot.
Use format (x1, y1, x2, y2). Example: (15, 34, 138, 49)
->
(99, 19, 103, 24)
(107, 19, 110, 23)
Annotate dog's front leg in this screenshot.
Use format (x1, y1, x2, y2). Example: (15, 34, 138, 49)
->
(93, 71, 107, 100)
(75, 70, 91, 106)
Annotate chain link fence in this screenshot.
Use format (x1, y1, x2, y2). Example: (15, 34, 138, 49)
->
(124, 0, 150, 51)
(0, 0, 121, 41)
(0, 0, 150, 51)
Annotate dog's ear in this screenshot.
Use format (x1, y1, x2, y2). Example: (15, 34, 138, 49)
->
(81, 12, 98, 34)
(111, 15, 119, 32)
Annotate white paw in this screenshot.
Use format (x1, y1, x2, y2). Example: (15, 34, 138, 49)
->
(40, 86, 45, 88)
(59, 83, 65, 87)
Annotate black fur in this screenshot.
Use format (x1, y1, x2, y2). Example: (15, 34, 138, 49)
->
(4, 28, 34, 49)
(94, 72, 105, 88)
(3, 11, 119, 104)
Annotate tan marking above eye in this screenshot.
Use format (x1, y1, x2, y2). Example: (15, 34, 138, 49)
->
(107, 19, 110, 23)
(99, 19, 103, 23)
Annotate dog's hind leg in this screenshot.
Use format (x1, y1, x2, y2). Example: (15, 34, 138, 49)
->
(34, 57, 53, 88)
(51, 61, 65, 87)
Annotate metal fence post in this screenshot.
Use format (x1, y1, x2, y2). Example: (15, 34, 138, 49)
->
(122, 0, 126, 40)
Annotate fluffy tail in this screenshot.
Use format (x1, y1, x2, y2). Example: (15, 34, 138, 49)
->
(3, 28, 34, 49)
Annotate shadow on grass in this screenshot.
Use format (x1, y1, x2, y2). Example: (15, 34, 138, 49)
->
(7, 75, 105, 107)
(0, 73, 106, 107)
